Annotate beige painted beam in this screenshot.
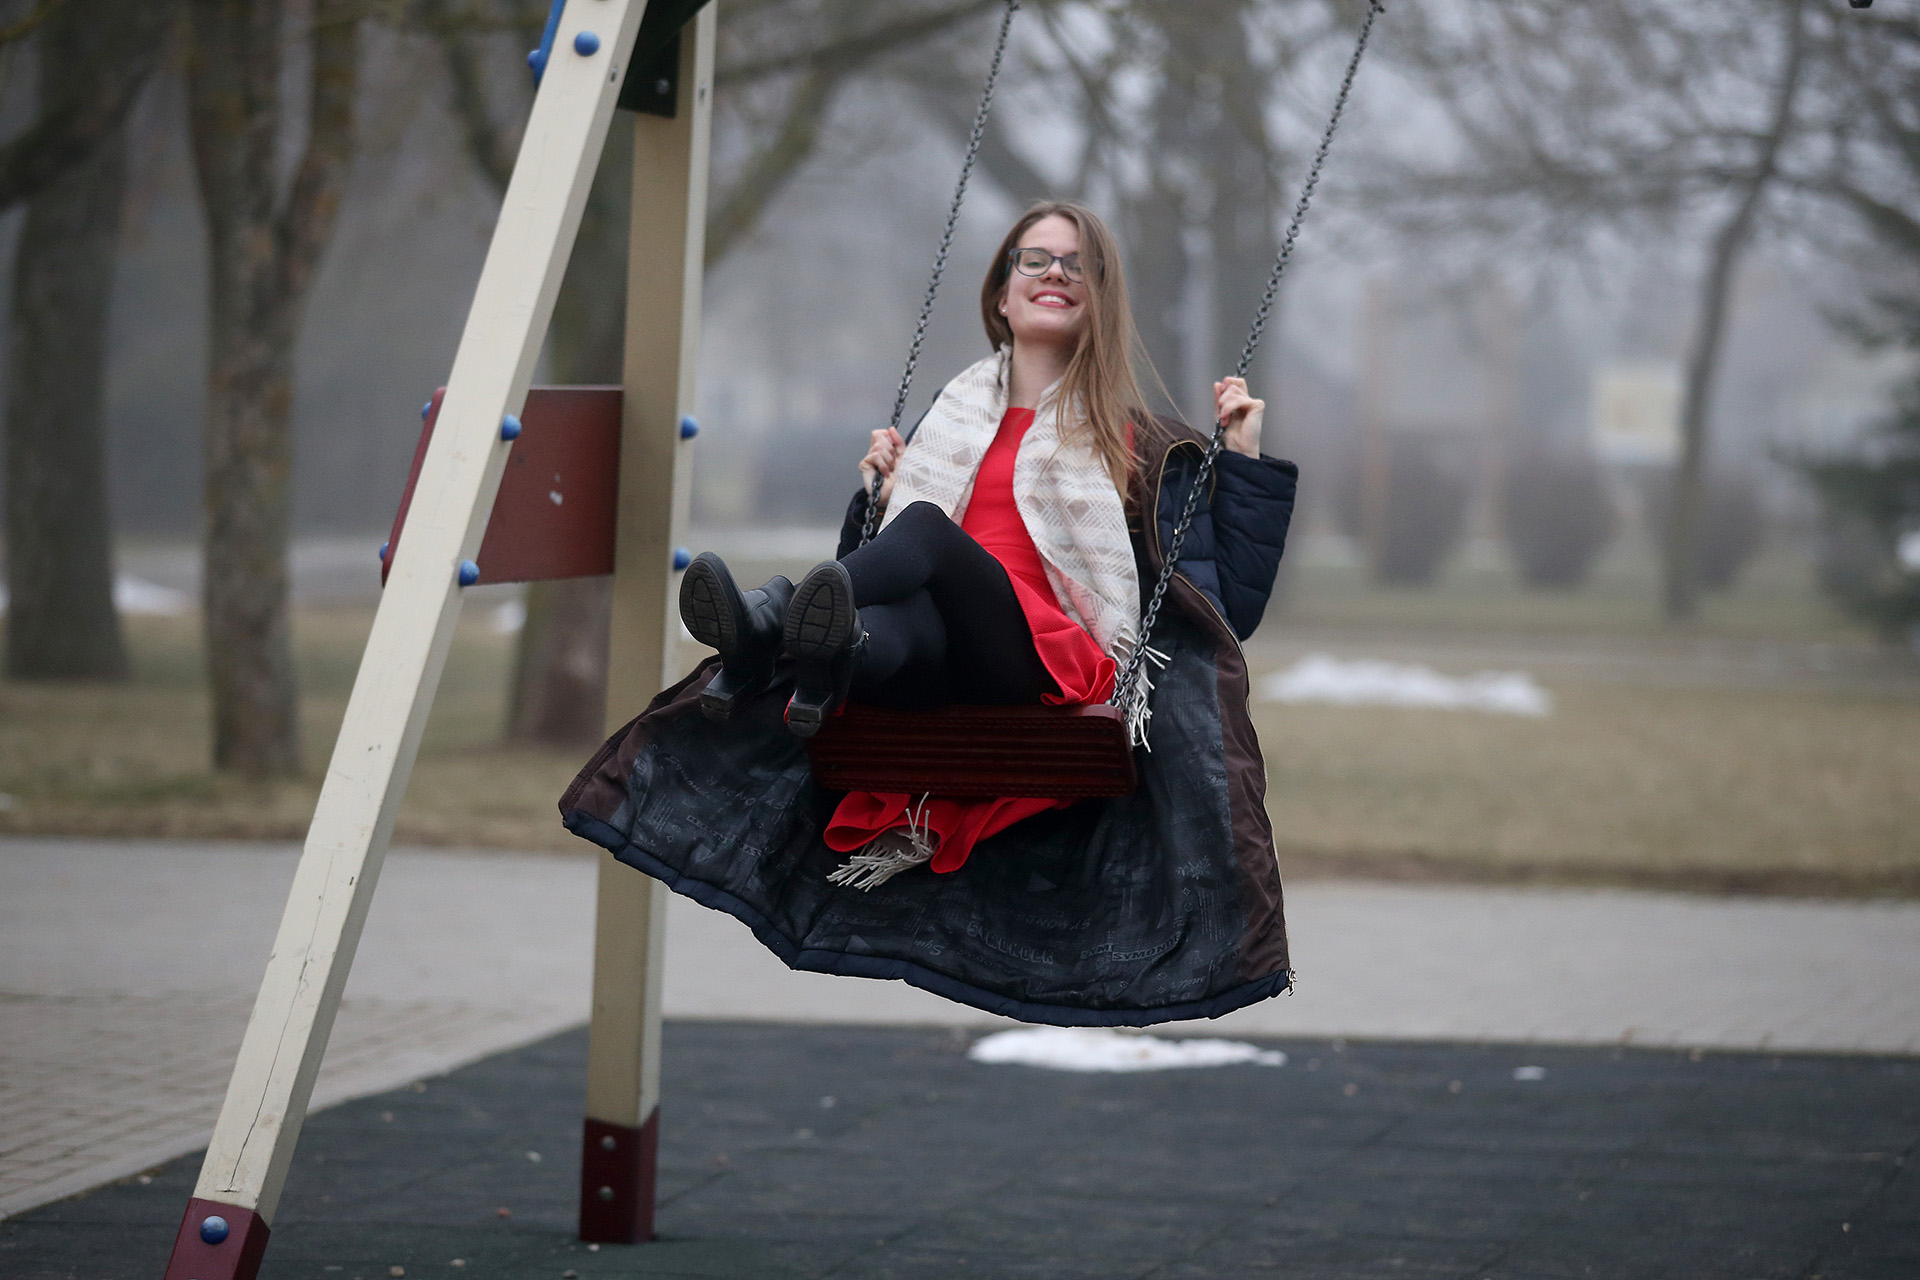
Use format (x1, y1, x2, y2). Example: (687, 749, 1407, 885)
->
(585, 5, 716, 1143)
(185, 0, 651, 1227)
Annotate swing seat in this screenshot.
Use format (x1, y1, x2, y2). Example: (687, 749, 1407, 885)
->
(805, 701, 1137, 800)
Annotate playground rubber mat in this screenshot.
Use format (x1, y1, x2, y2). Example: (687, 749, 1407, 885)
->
(5, 1021, 1917, 1279)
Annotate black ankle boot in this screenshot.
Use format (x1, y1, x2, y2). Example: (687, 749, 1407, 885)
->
(679, 552, 793, 722)
(781, 561, 866, 739)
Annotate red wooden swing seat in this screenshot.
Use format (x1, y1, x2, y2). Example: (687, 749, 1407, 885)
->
(805, 701, 1136, 800)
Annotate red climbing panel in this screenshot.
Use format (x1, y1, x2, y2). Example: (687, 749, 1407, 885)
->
(384, 386, 623, 586)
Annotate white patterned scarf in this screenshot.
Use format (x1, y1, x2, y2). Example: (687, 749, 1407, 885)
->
(880, 349, 1141, 662)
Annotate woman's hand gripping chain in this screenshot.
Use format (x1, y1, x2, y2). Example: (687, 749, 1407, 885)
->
(1214, 377, 1265, 459)
(860, 427, 906, 507)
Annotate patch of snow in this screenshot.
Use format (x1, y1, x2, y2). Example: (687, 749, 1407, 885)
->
(967, 1026, 1286, 1073)
(114, 577, 192, 616)
(1260, 654, 1551, 717)
(0, 576, 190, 617)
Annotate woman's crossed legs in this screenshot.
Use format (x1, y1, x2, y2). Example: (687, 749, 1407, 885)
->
(840, 501, 1052, 710)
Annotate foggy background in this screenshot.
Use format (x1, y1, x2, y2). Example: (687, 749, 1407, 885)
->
(0, 12, 1896, 550)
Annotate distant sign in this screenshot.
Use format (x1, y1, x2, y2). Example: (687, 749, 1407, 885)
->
(1592, 362, 1681, 464)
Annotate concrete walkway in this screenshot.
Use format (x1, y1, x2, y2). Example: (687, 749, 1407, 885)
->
(4, 835, 1919, 1223)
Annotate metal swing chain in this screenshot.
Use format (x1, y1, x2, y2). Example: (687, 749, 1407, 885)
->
(859, 0, 1022, 549)
(1110, 0, 1383, 712)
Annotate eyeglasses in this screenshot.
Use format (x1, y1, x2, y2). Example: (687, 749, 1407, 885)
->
(1008, 247, 1085, 283)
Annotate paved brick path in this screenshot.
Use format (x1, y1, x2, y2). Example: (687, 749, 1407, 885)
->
(4, 836, 1919, 1223)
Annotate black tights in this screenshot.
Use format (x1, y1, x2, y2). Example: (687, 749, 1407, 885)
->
(840, 501, 1052, 710)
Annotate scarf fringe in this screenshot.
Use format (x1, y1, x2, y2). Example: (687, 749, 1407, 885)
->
(828, 795, 936, 891)
(1123, 645, 1171, 750)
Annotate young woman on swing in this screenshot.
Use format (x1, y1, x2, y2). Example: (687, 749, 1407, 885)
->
(561, 201, 1301, 1025)
(674, 202, 1286, 888)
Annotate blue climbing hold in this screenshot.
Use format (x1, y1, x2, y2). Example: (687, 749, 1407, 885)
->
(458, 560, 481, 587)
(199, 1216, 230, 1245)
(421, 400, 433, 421)
(527, 47, 546, 75)
(679, 415, 699, 440)
(500, 414, 522, 442)
(672, 548, 692, 572)
(574, 30, 600, 56)
(379, 541, 390, 562)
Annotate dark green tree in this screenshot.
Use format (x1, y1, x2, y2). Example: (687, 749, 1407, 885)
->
(1798, 305, 1920, 641)
(1790, 6, 1920, 643)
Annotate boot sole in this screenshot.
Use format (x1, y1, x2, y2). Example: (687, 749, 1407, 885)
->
(680, 553, 744, 654)
(682, 553, 771, 723)
(783, 562, 857, 658)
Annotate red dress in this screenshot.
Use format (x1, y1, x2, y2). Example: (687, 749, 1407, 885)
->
(822, 407, 1118, 874)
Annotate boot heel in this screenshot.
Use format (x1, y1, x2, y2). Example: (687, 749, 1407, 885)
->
(783, 643, 861, 739)
(782, 562, 862, 738)
(700, 663, 771, 720)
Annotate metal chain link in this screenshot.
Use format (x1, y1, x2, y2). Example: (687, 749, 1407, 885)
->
(1112, 0, 1383, 709)
(860, 0, 1022, 548)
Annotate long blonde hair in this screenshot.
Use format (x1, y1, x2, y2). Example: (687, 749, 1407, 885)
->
(981, 202, 1165, 495)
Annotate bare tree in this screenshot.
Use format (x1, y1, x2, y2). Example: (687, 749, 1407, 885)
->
(1667, 0, 1808, 620)
(0, 0, 173, 207)
(1792, 2, 1920, 269)
(187, 0, 360, 775)
(3, 0, 177, 680)
(1366, 0, 1864, 619)
(984, 0, 1343, 407)
(705, 0, 1024, 262)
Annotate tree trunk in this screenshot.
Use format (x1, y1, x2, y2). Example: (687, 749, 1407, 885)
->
(2, 0, 177, 680)
(1204, 1, 1281, 393)
(1208, 127, 1279, 402)
(4, 66, 131, 680)
(1664, 0, 1806, 621)
(186, 0, 358, 775)
(201, 298, 304, 774)
(507, 576, 615, 744)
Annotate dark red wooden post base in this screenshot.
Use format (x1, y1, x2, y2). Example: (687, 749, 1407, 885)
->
(161, 1197, 270, 1280)
(578, 1110, 660, 1243)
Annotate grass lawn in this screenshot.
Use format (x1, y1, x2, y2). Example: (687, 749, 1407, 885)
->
(2, 538, 1915, 894)
(1274, 535, 1871, 642)
(0, 606, 592, 854)
(1256, 682, 1920, 895)
(1254, 540, 1920, 892)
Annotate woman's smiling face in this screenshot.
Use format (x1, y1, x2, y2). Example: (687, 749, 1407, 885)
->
(1001, 214, 1089, 350)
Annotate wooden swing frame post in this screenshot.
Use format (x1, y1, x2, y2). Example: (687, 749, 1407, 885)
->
(158, 2, 703, 1276)
(580, 6, 714, 1244)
